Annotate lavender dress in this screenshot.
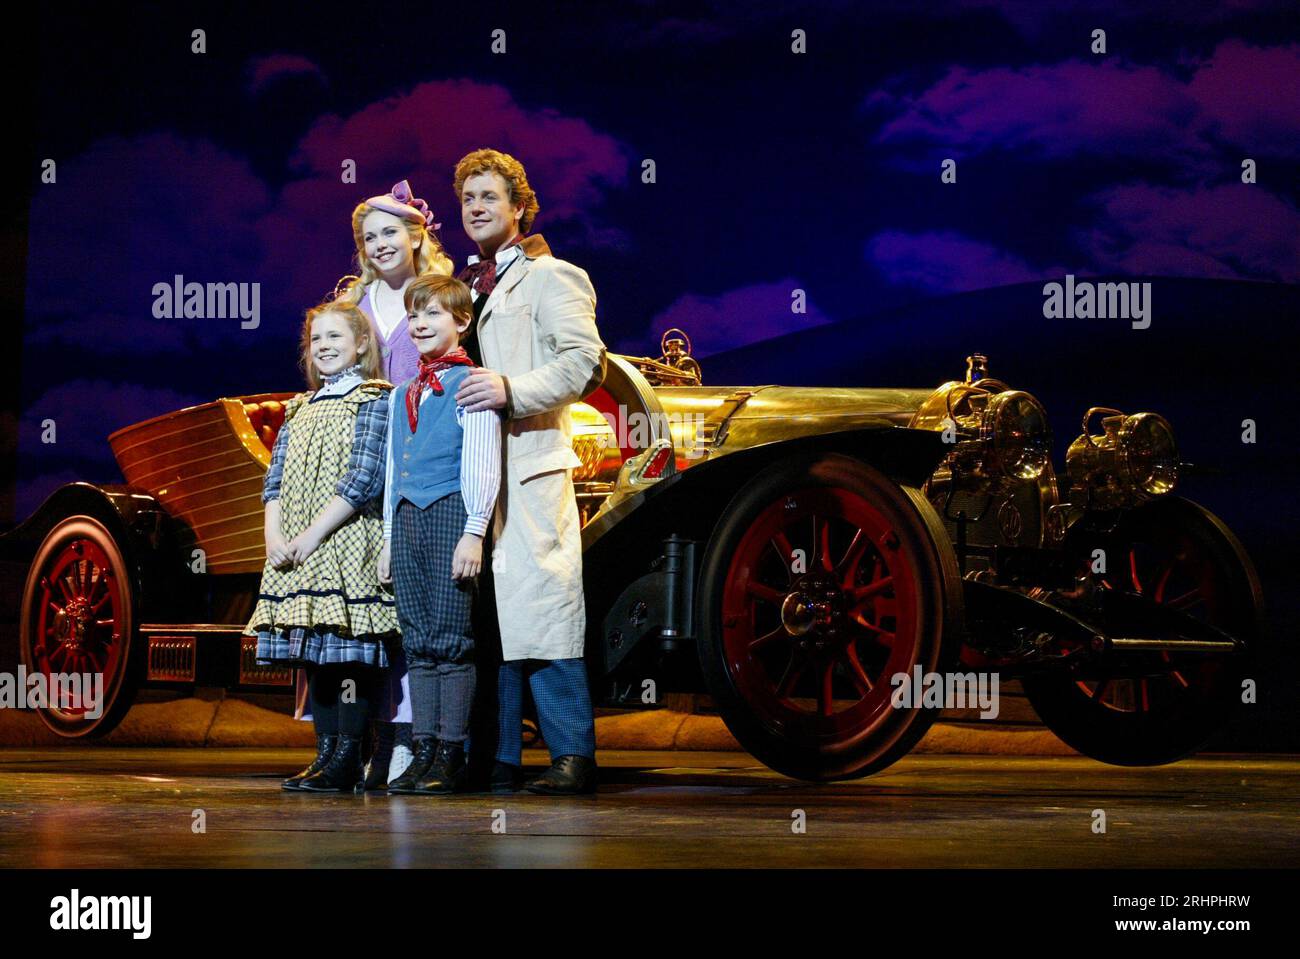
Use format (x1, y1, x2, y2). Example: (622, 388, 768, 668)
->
(359, 284, 422, 385)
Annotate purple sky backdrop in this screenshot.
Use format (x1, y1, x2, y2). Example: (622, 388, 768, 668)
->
(863, 39, 1300, 291)
(15, 1, 1299, 519)
(246, 54, 328, 96)
(864, 231, 1073, 295)
(262, 80, 633, 307)
(633, 279, 835, 358)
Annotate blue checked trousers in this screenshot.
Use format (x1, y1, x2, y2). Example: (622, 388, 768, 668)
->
(494, 658, 596, 765)
(392, 495, 477, 742)
(392, 495, 475, 665)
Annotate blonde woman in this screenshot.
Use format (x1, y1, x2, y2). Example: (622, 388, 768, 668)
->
(336, 179, 454, 382)
(332, 180, 454, 788)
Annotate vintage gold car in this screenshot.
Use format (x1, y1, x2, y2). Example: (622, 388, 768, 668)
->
(4, 330, 1265, 781)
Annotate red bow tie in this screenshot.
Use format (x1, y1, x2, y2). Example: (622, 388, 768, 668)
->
(456, 234, 524, 297)
(406, 347, 476, 432)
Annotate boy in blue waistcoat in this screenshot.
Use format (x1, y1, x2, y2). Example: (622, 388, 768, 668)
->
(378, 274, 502, 794)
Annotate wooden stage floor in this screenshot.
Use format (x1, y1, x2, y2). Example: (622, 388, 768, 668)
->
(1, 748, 1296, 868)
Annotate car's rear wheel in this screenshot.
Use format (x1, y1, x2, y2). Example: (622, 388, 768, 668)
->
(698, 454, 963, 781)
(1023, 498, 1263, 766)
(19, 516, 140, 738)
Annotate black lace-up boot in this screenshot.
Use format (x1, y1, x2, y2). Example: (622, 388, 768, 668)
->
(298, 733, 364, 793)
(282, 733, 338, 791)
(386, 737, 440, 794)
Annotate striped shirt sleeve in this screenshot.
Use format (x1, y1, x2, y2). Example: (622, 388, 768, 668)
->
(457, 405, 502, 537)
(261, 422, 291, 503)
(382, 386, 400, 541)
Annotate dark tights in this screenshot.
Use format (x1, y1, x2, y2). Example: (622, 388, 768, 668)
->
(307, 663, 377, 739)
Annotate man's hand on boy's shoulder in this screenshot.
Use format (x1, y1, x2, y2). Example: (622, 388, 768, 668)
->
(455, 367, 509, 415)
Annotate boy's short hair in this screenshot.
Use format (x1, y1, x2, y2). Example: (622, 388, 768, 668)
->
(404, 274, 474, 337)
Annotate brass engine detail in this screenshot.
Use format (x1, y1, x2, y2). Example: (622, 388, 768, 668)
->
(965, 352, 1010, 392)
(912, 355, 1058, 558)
(996, 499, 1024, 544)
(623, 328, 703, 387)
(657, 328, 703, 384)
(1066, 407, 1179, 511)
(910, 357, 1051, 485)
(966, 352, 998, 386)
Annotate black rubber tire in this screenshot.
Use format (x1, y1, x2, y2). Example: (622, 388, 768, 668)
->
(1023, 498, 1264, 766)
(697, 454, 963, 781)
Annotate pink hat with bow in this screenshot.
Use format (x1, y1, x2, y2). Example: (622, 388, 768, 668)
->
(365, 179, 441, 232)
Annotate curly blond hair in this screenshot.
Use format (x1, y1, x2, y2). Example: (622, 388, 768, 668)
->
(453, 148, 540, 233)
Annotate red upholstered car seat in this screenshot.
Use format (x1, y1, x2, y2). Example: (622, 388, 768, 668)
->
(244, 400, 287, 453)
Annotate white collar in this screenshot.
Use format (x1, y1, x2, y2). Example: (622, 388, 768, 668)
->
(315, 366, 364, 397)
(465, 240, 525, 268)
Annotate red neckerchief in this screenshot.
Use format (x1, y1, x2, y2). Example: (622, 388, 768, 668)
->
(456, 233, 524, 297)
(406, 346, 476, 432)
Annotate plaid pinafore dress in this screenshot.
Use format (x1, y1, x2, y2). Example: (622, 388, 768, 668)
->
(247, 382, 399, 666)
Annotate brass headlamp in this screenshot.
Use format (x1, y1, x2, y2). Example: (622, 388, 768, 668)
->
(978, 389, 1052, 480)
(1066, 407, 1178, 510)
(911, 355, 1051, 483)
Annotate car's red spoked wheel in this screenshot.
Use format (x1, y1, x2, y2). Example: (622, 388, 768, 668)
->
(1077, 537, 1226, 711)
(20, 516, 139, 737)
(1024, 497, 1263, 766)
(699, 455, 962, 781)
(721, 487, 922, 732)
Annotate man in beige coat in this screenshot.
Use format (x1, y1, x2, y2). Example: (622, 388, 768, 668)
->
(452, 149, 605, 794)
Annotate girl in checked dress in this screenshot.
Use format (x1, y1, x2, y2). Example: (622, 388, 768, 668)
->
(245, 301, 398, 792)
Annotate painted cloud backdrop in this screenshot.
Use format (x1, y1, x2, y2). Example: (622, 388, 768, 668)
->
(18, 2, 1298, 519)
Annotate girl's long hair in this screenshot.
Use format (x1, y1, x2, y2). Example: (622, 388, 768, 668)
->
(298, 301, 384, 391)
(335, 202, 453, 305)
